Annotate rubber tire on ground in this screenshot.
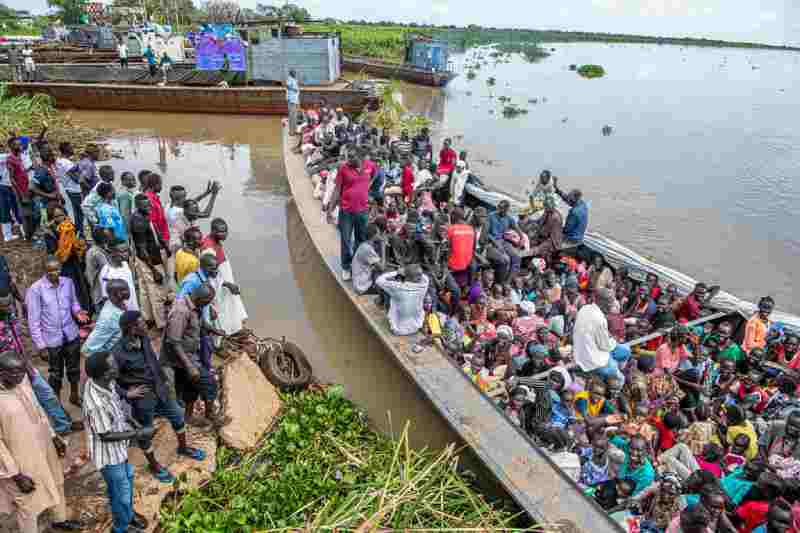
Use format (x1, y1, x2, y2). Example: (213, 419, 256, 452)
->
(259, 340, 312, 391)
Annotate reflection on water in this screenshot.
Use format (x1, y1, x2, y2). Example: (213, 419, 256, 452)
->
(82, 111, 459, 449)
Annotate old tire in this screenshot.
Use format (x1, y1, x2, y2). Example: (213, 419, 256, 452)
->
(260, 340, 312, 390)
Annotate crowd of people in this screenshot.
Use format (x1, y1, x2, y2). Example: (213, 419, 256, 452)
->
(294, 106, 800, 533)
(0, 128, 248, 533)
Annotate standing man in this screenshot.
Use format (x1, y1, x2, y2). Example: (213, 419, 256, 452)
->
(117, 38, 128, 69)
(0, 351, 81, 533)
(21, 44, 35, 82)
(83, 351, 151, 533)
(6, 136, 34, 240)
(82, 280, 129, 357)
(26, 256, 89, 407)
(113, 311, 206, 483)
(7, 45, 21, 82)
(162, 284, 219, 426)
(326, 151, 369, 282)
(286, 69, 300, 136)
(130, 194, 169, 330)
(552, 176, 588, 247)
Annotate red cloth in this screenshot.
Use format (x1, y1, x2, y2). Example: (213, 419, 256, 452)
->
(650, 417, 676, 451)
(201, 235, 226, 264)
(695, 456, 722, 478)
(361, 159, 377, 179)
(676, 293, 701, 321)
(144, 190, 169, 242)
(736, 500, 768, 533)
(437, 148, 457, 175)
(447, 223, 475, 271)
(336, 162, 369, 213)
(5, 153, 28, 196)
(401, 165, 415, 198)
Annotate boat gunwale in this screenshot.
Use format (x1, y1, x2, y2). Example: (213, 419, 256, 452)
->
(8, 80, 370, 94)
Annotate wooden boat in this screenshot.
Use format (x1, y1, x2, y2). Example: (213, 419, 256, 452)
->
(282, 129, 621, 532)
(8, 80, 377, 116)
(343, 55, 457, 87)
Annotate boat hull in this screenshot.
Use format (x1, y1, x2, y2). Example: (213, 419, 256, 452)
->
(282, 129, 620, 532)
(7, 81, 376, 116)
(343, 55, 457, 87)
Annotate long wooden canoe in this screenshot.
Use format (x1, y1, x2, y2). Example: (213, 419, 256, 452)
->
(343, 54, 457, 87)
(282, 129, 622, 532)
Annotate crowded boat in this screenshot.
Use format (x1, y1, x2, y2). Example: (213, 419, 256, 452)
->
(292, 105, 800, 533)
(0, 100, 797, 532)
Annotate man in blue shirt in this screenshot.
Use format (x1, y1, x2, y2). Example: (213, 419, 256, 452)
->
(553, 177, 588, 245)
(286, 69, 300, 135)
(486, 200, 520, 282)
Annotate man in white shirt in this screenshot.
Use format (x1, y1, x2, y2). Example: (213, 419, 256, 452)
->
(22, 45, 35, 82)
(375, 264, 429, 336)
(572, 288, 630, 383)
(117, 40, 129, 69)
(450, 160, 470, 206)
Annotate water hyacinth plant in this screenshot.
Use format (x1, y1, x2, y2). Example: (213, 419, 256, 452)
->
(160, 387, 528, 532)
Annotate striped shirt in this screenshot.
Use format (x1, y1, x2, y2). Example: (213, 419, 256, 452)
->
(83, 378, 131, 470)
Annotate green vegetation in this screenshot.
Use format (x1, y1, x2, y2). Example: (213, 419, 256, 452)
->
(0, 84, 102, 154)
(577, 64, 606, 78)
(304, 22, 800, 64)
(160, 387, 524, 532)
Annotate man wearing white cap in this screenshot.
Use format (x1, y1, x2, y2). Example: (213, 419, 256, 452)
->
(450, 159, 470, 207)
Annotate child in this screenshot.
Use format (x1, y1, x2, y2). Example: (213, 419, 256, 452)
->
(723, 434, 751, 473)
(117, 171, 137, 231)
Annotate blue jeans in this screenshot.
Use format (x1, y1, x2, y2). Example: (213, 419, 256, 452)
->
(129, 391, 185, 449)
(101, 462, 134, 533)
(591, 344, 631, 384)
(29, 369, 72, 434)
(0, 185, 20, 225)
(338, 210, 368, 272)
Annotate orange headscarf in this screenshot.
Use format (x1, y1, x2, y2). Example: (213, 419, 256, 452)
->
(55, 219, 86, 263)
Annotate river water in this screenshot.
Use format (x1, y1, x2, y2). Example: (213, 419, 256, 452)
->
(71, 42, 800, 445)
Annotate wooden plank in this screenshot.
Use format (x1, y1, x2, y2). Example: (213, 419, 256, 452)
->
(282, 128, 622, 533)
(627, 311, 732, 348)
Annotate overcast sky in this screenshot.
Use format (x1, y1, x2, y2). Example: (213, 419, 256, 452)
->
(10, 0, 799, 46)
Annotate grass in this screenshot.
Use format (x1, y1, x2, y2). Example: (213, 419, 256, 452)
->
(159, 387, 530, 532)
(0, 83, 103, 154)
(577, 64, 606, 79)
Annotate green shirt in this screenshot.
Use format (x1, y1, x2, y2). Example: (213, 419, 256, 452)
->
(719, 343, 745, 362)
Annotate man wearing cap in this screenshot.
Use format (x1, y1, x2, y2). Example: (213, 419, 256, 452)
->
(530, 195, 564, 258)
(450, 159, 470, 206)
(375, 264, 429, 336)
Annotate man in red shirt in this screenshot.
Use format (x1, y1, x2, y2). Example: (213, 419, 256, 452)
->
(143, 173, 170, 244)
(676, 282, 719, 322)
(447, 208, 474, 273)
(326, 151, 369, 281)
(5, 137, 33, 240)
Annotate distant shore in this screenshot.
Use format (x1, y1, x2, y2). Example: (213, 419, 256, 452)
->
(306, 22, 800, 63)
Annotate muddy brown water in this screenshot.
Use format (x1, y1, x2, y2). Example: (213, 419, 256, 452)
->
(74, 111, 460, 451)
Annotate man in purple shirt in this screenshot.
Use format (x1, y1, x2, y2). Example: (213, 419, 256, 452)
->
(26, 256, 89, 407)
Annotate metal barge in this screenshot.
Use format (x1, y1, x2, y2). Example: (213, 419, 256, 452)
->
(1, 64, 376, 116)
(282, 129, 621, 532)
(342, 55, 457, 87)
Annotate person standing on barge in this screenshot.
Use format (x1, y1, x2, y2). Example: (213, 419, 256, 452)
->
(286, 69, 300, 136)
(552, 176, 588, 248)
(326, 152, 369, 282)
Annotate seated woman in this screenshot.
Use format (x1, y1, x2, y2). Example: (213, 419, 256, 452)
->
(436, 138, 457, 176)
